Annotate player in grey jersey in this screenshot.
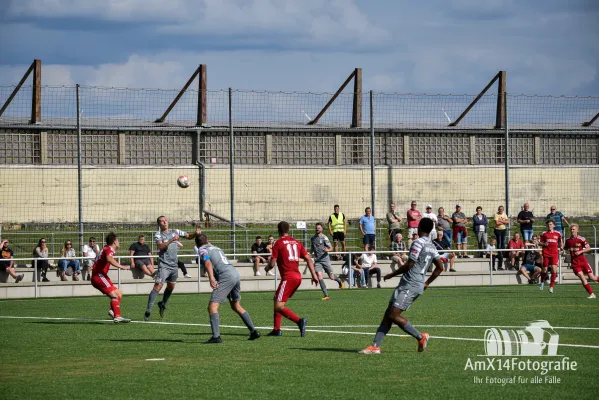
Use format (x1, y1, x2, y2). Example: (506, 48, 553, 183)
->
(311, 223, 344, 300)
(359, 217, 444, 354)
(196, 234, 260, 343)
(144, 216, 201, 321)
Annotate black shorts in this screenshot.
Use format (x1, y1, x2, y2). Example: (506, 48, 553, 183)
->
(332, 232, 345, 242)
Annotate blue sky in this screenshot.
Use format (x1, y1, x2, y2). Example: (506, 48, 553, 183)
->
(0, 0, 598, 96)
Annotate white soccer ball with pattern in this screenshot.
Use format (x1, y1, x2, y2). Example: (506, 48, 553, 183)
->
(177, 175, 190, 188)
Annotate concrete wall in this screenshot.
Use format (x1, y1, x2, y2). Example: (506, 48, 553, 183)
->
(1, 165, 598, 223)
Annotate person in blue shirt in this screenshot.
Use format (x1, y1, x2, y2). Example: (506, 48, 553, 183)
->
(546, 206, 569, 242)
(359, 207, 376, 251)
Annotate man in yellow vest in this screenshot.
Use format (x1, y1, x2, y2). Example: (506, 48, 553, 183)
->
(328, 205, 347, 260)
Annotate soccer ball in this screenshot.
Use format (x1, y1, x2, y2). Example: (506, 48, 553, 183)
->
(177, 175, 190, 188)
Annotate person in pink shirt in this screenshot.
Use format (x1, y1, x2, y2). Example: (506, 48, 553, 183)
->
(507, 232, 525, 270)
(407, 201, 422, 238)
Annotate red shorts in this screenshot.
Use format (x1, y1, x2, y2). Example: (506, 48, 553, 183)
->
(543, 255, 559, 268)
(275, 278, 302, 302)
(572, 260, 593, 275)
(91, 273, 117, 295)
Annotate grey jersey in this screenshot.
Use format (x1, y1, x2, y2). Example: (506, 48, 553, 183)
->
(311, 234, 332, 262)
(198, 244, 237, 281)
(154, 228, 187, 268)
(398, 236, 440, 294)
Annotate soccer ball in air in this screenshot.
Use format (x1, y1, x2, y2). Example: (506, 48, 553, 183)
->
(177, 175, 190, 188)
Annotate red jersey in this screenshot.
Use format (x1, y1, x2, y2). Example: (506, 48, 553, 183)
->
(271, 236, 308, 280)
(92, 245, 115, 275)
(508, 239, 524, 249)
(540, 231, 561, 257)
(565, 236, 590, 266)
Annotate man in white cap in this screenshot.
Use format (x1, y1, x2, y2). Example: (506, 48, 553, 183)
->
(422, 205, 438, 240)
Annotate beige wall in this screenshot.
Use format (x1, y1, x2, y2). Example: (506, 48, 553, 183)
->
(1, 165, 598, 223)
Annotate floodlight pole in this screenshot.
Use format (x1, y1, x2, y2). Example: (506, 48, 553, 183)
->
(229, 88, 236, 257)
(76, 84, 84, 250)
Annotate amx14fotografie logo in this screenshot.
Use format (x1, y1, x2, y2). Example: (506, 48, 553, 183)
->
(465, 320, 578, 385)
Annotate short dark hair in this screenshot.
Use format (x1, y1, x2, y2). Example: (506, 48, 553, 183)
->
(196, 234, 208, 247)
(418, 218, 434, 235)
(278, 221, 290, 235)
(315, 222, 323, 228)
(89, 237, 96, 242)
(546, 218, 555, 225)
(365, 207, 371, 212)
(255, 235, 262, 240)
(138, 235, 145, 240)
(334, 204, 340, 208)
(106, 232, 118, 246)
(157, 215, 166, 225)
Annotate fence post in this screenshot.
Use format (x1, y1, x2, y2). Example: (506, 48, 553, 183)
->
(503, 92, 511, 236)
(76, 84, 84, 253)
(34, 258, 39, 298)
(489, 252, 493, 287)
(117, 257, 121, 288)
(370, 90, 375, 217)
(348, 252, 353, 289)
(228, 88, 236, 258)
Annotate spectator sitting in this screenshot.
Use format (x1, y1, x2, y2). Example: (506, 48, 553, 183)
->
(517, 202, 535, 241)
(359, 245, 381, 288)
(389, 233, 407, 272)
(82, 237, 100, 281)
(486, 238, 499, 271)
(472, 206, 488, 258)
(408, 232, 419, 249)
(519, 240, 542, 284)
(507, 233, 525, 270)
(33, 238, 50, 282)
(58, 240, 81, 281)
(351, 253, 366, 288)
(433, 230, 456, 272)
(251, 236, 273, 276)
(1, 240, 24, 283)
(129, 235, 155, 279)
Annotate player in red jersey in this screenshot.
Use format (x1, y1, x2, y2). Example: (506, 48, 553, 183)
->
(539, 219, 563, 294)
(564, 224, 599, 299)
(91, 232, 132, 323)
(264, 221, 319, 337)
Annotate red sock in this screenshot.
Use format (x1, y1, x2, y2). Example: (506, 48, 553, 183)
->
(550, 273, 557, 288)
(274, 312, 283, 330)
(583, 283, 593, 295)
(110, 298, 121, 318)
(279, 307, 300, 323)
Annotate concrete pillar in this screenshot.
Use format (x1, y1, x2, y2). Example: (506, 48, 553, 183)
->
(265, 133, 272, 165)
(118, 133, 126, 165)
(40, 131, 48, 164)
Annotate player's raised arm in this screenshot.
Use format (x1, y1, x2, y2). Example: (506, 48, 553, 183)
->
(107, 253, 130, 270)
(185, 225, 202, 240)
(302, 253, 319, 286)
(424, 258, 444, 290)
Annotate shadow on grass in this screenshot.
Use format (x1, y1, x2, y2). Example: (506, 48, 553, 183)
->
(109, 339, 186, 343)
(174, 332, 251, 338)
(290, 347, 359, 354)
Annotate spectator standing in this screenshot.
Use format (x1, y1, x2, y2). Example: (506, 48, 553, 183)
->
(58, 240, 81, 281)
(517, 202, 535, 241)
(437, 207, 453, 247)
(1, 240, 23, 283)
(386, 203, 402, 240)
(389, 233, 407, 272)
(359, 207, 376, 251)
(507, 233, 525, 270)
(33, 238, 50, 282)
(422, 205, 438, 240)
(546, 206, 569, 241)
(407, 201, 422, 238)
(359, 245, 381, 288)
(129, 235, 155, 278)
(433, 230, 456, 272)
(328, 205, 347, 260)
(472, 206, 488, 258)
(452, 204, 470, 258)
(493, 206, 509, 250)
(82, 237, 100, 281)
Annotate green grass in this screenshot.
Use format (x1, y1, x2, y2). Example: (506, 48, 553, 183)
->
(0, 285, 598, 399)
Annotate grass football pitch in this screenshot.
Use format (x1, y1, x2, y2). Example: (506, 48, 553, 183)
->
(0, 285, 597, 399)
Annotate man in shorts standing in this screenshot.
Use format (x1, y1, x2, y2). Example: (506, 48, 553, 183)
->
(311, 223, 344, 300)
(328, 205, 347, 260)
(196, 234, 260, 343)
(144, 216, 201, 321)
(91, 232, 132, 323)
(539, 219, 563, 293)
(360, 207, 376, 251)
(452, 204, 470, 258)
(564, 224, 599, 299)
(265, 221, 319, 337)
(359, 218, 443, 354)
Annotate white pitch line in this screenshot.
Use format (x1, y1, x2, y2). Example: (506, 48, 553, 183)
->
(2, 315, 599, 350)
(308, 324, 599, 331)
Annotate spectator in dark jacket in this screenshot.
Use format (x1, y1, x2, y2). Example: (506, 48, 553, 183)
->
(472, 206, 489, 258)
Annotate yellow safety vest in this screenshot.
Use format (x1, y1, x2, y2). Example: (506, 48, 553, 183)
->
(330, 213, 345, 232)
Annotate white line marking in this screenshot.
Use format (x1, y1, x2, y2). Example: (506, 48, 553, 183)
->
(146, 358, 166, 361)
(2, 315, 599, 350)
(308, 324, 599, 331)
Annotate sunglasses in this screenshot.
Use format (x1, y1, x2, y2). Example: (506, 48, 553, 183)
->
(41, 241, 46, 243)
(66, 243, 72, 246)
